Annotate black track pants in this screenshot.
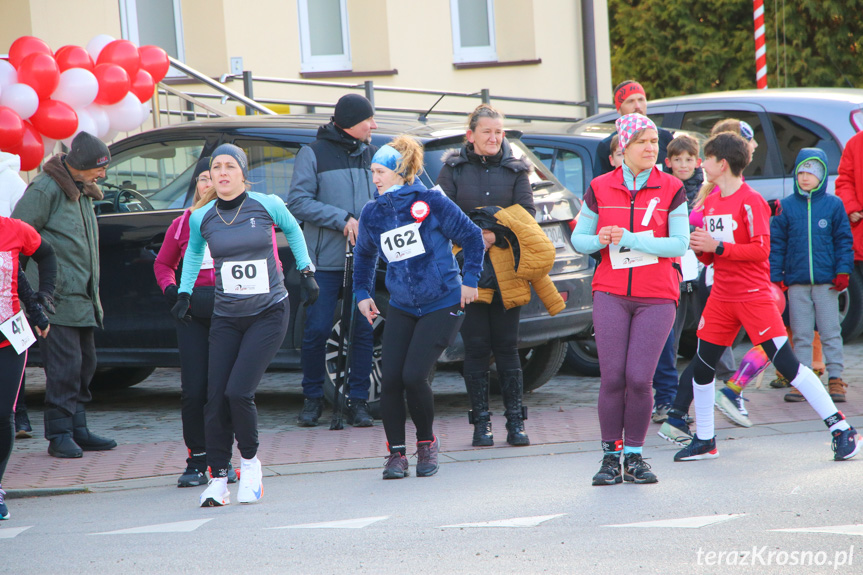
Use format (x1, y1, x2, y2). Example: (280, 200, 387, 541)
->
(0, 346, 26, 482)
(175, 315, 210, 464)
(461, 297, 521, 375)
(380, 304, 464, 448)
(205, 300, 289, 476)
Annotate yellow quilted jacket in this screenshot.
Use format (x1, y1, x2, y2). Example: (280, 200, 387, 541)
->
(458, 204, 566, 315)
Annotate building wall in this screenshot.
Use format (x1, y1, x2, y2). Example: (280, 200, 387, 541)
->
(0, 0, 613, 121)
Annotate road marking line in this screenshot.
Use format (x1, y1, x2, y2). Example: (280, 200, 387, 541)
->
(0, 526, 32, 539)
(268, 516, 389, 530)
(772, 524, 863, 536)
(605, 514, 746, 529)
(440, 514, 566, 529)
(93, 519, 213, 535)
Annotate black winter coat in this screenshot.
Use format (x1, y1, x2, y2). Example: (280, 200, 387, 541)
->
(436, 139, 536, 217)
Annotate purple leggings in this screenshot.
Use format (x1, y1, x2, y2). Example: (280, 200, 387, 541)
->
(593, 291, 675, 447)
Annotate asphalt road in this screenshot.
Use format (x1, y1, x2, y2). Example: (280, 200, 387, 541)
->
(5, 425, 862, 575)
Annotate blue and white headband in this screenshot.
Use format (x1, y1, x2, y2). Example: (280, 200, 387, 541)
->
(739, 121, 754, 142)
(372, 145, 402, 172)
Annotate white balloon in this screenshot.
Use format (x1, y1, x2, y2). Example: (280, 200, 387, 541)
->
(106, 93, 142, 132)
(52, 68, 99, 109)
(0, 83, 39, 119)
(87, 104, 110, 138)
(62, 109, 97, 147)
(101, 128, 119, 143)
(138, 101, 152, 127)
(41, 135, 57, 158)
(86, 34, 116, 61)
(0, 60, 16, 88)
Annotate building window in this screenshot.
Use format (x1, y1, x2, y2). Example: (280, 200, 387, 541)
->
(119, 0, 185, 75)
(450, 0, 496, 63)
(297, 0, 351, 73)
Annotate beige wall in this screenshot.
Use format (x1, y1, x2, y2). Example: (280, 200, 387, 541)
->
(0, 0, 614, 120)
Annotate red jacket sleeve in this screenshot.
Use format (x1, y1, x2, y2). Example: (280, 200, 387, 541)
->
(836, 134, 863, 214)
(721, 234, 770, 262)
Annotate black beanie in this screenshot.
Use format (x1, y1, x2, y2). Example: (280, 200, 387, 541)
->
(192, 156, 211, 181)
(333, 94, 374, 129)
(66, 132, 111, 170)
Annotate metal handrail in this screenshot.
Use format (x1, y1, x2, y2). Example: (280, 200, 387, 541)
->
(168, 57, 277, 116)
(158, 84, 229, 117)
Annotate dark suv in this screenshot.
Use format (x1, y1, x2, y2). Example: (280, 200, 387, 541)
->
(32, 115, 594, 410)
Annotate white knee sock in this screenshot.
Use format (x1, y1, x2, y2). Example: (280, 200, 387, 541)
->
(790, 365, 850, 431)
(693, 378, 716, 441)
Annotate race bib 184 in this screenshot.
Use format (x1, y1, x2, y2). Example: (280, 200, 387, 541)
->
(220, 259, 269, 294)
(380, 222, 425, 262)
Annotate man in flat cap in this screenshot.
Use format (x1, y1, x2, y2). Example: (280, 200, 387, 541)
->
(13, 131, 117, 458)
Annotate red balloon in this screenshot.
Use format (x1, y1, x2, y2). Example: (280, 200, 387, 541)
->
(97, 40, 140, 78)
(93, 63, 130, 105)
(138, 45, 170, 83)
(0, 106, 25, 149)
(129, 69, 155, 103)
(8, 36, 52, 69)
(7, 121, 44, 171)
(17, 52, 61, 100)
(30, 99, 78, 140)
(54, 45, 95, 72)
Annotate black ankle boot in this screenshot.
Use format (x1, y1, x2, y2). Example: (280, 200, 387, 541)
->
(44, 408, 83, 458)
(72, 405, 117, 451)
(464, 372, 493, 446)
(499, 368, 530, 446)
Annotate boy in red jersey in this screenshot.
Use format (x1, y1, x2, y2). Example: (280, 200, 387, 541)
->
(674, 133, 859, 462)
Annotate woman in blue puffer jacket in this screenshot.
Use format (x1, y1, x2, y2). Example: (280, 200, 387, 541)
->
(770, 147, 854, 401)
(353, 135, 484, 480)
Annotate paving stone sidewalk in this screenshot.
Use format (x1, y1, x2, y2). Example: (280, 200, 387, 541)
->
(6, 341, 862, 490)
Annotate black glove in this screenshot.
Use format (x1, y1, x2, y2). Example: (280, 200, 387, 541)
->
(164, 284, 179, 307)
(35, 291, 55, 314)
(25, 301, 50, 331)
(300, 268, 319, 307)
(171, 292, 191, 323)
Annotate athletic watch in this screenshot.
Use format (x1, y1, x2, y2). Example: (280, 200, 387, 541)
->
(301, 264, 315, 277)
(715, 241, 725, 256)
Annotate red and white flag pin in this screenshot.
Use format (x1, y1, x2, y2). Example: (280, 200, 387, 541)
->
(410, 201, 430, 223)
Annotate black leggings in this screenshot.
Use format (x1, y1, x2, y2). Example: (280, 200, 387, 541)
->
(0, 346, 26, 482)
(175, 315, 210, 465)
(693, 338, 798, 386)
(461, 297, 521, 374)
(205, 300, 289, 476)
(380, 304, 464, 448)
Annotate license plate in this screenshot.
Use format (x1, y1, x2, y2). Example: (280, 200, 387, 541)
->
(543, 224, 566, 249)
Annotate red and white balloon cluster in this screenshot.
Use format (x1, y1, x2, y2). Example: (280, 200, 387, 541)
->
(0, 35, 170, 170)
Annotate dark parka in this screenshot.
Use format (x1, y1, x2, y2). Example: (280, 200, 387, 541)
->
(11, 155, 103, 328)
(770, 147, 854, 286)
(287, 122, 377, 272)
(436, 138, 536, 217)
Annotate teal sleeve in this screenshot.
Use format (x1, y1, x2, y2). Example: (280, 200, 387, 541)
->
(178, 207, 208, 294)
(618, 203, 690, 257)
(570, 204, 603, 254)
(258, 193, 313, 271)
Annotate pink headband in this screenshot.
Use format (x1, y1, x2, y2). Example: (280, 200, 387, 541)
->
(615, 113, 657, 151)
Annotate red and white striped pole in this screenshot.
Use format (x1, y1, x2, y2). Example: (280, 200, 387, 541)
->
(753, 0, 768, 89)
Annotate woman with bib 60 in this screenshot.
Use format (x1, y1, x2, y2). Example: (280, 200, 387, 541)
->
(353, 135, 484, 480)
(174, 144, 318, 507)
(571, 114, 689, 486)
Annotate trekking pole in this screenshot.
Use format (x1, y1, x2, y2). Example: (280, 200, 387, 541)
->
(330, 240, 355, 430)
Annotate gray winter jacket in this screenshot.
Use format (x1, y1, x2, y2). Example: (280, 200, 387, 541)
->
(287, 123, 377, 271)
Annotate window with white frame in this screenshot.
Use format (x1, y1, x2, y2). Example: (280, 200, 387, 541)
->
(297, 0, 352, 73)
(450, 0, 496, 63)
(119, 0, 185, 75)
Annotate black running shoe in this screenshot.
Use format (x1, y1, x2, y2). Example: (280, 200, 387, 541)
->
(382, 452, 409, 480)
(347, 399, 374, 427)
(591, 453, 622, 486)
(832, 427, 861, 461)
(415, 436, 439, 477)
(297, 397, 324, 427)
(178, 465, 207, 488)
(674, 436, 719, 461)
(623, 453, 658, 483)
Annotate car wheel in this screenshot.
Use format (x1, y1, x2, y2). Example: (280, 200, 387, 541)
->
(840, 267, 863, 341)
(89, 367, 156, 391)
(490, 339, 568, 393)
(322, 302, 384, 419)
(564, 337, 601, 377)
